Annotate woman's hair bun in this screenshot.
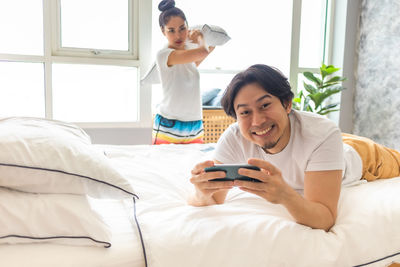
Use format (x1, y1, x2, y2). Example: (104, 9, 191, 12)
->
(158, 0, 175, 12)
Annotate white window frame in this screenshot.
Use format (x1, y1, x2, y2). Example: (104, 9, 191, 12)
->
(0, 0, 334, 130)
(289, 0, 334, 93)
(0, 0, 152, 129)
(51, 0, 138, 60)
(195, 0, 333, 97)
(44, 0, 151, 128)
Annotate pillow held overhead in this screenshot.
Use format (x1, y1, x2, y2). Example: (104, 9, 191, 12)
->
(0, 117, 136, 199)
(189, 24, 231, 47)
(199, 24, 231, 46)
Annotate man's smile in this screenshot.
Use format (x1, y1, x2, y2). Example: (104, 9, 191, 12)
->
(252, 125, 274, 136)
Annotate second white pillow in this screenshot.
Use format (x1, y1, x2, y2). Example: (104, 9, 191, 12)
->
(0, 187, 111, 248)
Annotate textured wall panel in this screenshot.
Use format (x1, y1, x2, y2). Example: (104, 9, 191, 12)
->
(354, 0, 400, 150)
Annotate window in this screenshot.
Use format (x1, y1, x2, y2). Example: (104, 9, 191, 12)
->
(298, 0, 327, 68)
(293, 0, 331, 92)
(152, 0, 293, 72)
(52, 64, 138, 122)
(0, 61, 45, 117)
(54, 0, 136, 59)
(151, 0, 331, 109)
(0, 0, 43, 55)
(0, 0, 331, 127)
(59, 0, 129, 52)
(0, 0, 151, 126)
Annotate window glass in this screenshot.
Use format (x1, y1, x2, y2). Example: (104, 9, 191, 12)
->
(200, 73, 235, 92)
(52, 64, 138, 122)
(0, 62, 45, 117)
(151, 72, 234, 113)
(60, 0, 129, 51)
(298, 0, 325, 68)
(297, 72, 307, 94)
(0, 0, 43, 55)
(151, 0, 293, 110)
(152, 0, 292, 74)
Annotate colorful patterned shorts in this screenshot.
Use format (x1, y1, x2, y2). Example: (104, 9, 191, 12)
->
(152, 114, 204, 145)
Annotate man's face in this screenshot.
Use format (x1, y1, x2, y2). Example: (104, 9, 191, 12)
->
(233, 83, 292, 154)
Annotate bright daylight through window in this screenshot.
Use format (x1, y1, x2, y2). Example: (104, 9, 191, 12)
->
(0, 0, 327, 125)
(151, 0, 327, 112)
(0, 0, 140, 124)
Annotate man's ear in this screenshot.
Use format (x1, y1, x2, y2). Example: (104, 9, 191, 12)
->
(284, 100, 292, 114)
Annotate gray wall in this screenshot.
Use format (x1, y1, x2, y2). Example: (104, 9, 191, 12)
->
(353, 0, 400, 150)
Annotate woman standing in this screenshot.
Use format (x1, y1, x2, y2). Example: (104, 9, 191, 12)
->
(153, 0, 215, 144)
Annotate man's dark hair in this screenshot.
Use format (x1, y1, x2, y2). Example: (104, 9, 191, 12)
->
(158, 0, 187, 29)
(221, 64, 294, 119)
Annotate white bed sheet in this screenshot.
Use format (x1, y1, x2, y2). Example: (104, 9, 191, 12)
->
(1, 143, 400, 267)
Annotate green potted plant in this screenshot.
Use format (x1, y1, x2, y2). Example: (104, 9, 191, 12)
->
(292, 63, 346, 115)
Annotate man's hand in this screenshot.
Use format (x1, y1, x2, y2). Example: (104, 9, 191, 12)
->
(234, 158, 292, 204)
(188, 160, 233, 206)
(235, 158, 341, 231)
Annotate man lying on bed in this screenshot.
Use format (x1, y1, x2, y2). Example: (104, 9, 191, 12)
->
(188, 64, 400, 231)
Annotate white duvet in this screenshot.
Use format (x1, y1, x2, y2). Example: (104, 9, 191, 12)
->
(106, 144, 400, 267)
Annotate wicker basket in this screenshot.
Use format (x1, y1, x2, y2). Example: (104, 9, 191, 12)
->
(202, 108, 236, 143)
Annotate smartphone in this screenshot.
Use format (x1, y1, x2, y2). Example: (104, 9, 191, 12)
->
(204, 164, 261, 182)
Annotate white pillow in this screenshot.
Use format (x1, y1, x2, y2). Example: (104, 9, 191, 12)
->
(0, 117, 136, 199)
(202, 88, 222, 105)
(194, 24, 231, 47)
(0, 187, 111, 247)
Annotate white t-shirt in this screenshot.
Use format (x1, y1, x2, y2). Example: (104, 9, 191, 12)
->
(214, 110, 362, 190)
(156, 47, 202, 121)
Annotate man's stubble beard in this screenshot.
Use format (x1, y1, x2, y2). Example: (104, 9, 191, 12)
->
(261, 135, 282, 153)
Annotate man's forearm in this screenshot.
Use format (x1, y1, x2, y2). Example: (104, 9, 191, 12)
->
(282, 188, 336, 231)
(188, 192, 217, 206)
(188, 189, 229, 206)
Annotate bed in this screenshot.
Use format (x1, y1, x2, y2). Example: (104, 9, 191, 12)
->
(1, 117, 400, 267)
